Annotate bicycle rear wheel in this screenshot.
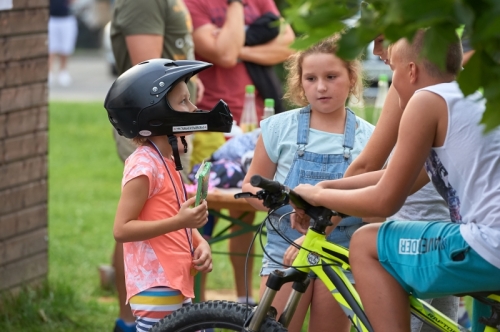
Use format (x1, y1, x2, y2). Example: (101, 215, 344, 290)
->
(150, 300, 287, 332)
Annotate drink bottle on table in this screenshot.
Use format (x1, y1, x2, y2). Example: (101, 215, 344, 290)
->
(262, 98, 275, 120)
(240, 84, 258, 133)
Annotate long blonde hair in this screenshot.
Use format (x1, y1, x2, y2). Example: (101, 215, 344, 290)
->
(283, 34, 363, 107)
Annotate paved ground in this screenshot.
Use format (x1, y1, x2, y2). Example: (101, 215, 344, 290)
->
(50, 49, 379, 104)
(49, 49, 117, 103)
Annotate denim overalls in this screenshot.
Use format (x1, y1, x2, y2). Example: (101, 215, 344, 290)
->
(260, 105, 365, 279)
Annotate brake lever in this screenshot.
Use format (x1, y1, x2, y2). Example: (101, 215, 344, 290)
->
(234, 192, 258, 199)
(235, 190, 288, 211)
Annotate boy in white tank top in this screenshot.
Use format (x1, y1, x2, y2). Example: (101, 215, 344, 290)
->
(292, 29, 500, 331)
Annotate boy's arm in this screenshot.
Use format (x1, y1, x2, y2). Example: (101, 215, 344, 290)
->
(294, 91, 445, 219)
(344, 85, 402, 176)
(317, 170, 385, 190)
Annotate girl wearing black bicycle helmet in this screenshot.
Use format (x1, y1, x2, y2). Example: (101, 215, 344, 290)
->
(105, 58, 232, 329)
(105, 58, 233, 170)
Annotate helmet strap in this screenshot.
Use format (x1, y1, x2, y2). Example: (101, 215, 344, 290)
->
(180, 136, 188, 153)
(167, 135, 183, 171)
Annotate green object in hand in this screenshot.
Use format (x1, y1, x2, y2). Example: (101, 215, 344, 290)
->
(195, 160, 212, 206)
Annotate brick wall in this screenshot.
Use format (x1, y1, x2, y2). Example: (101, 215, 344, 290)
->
(0, 0, 49, 291)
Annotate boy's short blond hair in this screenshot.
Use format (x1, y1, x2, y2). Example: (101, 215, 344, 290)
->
(395, 29, 463, 78)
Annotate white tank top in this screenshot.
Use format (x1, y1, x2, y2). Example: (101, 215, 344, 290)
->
(420, 82, 500, 269)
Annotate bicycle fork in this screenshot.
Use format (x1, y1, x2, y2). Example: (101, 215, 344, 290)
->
(247, 268, 310, 331)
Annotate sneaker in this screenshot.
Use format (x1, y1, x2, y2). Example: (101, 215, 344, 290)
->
(58, 70, 72, 87)
(113, 318, 136, 332)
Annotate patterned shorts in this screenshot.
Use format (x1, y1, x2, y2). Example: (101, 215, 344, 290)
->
(129, 286, 191, 331)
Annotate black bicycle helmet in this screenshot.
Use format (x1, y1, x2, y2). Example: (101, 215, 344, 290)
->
(104, 58, 234, 170)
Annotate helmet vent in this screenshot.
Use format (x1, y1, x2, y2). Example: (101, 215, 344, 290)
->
(149, 120, 164, 126)
(138, 61, 149, 65)
(164, 62, 177, 67)
(109, 116, 118, 124)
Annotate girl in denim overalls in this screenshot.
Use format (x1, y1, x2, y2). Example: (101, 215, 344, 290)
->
(242, 35, 375, 332)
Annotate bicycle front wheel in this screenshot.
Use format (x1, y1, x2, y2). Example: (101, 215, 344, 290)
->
(150, 300, 287, 332)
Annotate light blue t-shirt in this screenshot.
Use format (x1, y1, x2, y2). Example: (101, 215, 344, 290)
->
(260, 108, 375, 184)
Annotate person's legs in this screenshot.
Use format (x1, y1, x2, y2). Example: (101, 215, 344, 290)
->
(56, 15, 77, 86)
(308, 279, 351, 332)
(229, 209, 256, 303)
(259, 275, 312, 332)
(113, 242, 136, 324)
(350, 223, 411, 331)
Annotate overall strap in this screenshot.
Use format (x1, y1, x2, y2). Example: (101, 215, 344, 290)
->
(296, 105, 311, 157)
(342, 108, 357, 159)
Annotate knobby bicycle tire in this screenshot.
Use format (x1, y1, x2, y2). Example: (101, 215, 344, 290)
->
(150, 300, 287, 332)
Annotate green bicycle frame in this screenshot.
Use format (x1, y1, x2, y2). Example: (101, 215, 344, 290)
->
(289, 227, 496, 332)
(294, 228, 372, 331)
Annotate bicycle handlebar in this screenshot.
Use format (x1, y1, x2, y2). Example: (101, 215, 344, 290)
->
(249, 175, 351, 229)
(250, 175, 283, 195)
(250, 175, 312, 211)
(250, 174, 349, 222)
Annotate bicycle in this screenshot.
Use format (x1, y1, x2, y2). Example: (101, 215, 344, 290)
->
(151, 175, 500, 332)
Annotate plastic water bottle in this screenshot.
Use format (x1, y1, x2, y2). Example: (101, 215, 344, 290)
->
(347, 94, 366, 120)
(224, 120, 243, 141)
(262, 98, 275, 120)
(240, 85, 258, 133)
(373, 73, 389, 124)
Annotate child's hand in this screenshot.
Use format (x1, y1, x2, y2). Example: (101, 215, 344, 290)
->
(283, 235, 304, 266)
(192, 240, 212, 273)
(290, 209, 310, 235)
(293, 183, 318, 205)
(178, 196, 209, 229)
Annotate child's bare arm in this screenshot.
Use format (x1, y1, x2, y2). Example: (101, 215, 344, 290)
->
(317, 170, 385, 190)
(113, 176, 208, 242)
(344, 85, 402, 177)
(192, 229, 212, 273)
(241, 136, 278, 211)
(294, 91, 445, 219)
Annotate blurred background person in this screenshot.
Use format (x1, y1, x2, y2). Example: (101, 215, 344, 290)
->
(48, 0, 78, 87)
(184, 0, 295, 305)
(107, 0, 202, 331)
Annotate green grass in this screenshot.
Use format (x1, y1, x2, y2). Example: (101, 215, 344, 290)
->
(0, 101, 374, 331)
(0, 101, 266, 331)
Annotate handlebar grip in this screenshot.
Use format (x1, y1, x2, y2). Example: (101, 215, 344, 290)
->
(287, 188, 312, 210)
(250, 175, 283, 194)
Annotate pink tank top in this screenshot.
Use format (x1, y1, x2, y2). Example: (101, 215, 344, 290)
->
(122, 145, 194, 302)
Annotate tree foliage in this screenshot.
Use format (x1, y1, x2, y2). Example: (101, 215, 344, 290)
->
(283, 0, 500, 131)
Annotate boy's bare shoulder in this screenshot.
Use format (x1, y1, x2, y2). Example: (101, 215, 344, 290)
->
(407, 90, 448, 118)
(401, 90, 448, 146)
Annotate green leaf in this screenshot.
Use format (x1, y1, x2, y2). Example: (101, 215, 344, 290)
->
(421, 24, 459, 73)
(481, 97, 500, 132)
(337, 28, 374, 60)
(457, 51, 482, 96)
(474, 11, 500, 42)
